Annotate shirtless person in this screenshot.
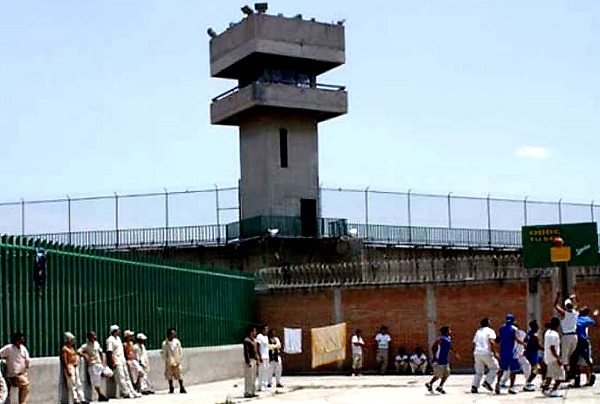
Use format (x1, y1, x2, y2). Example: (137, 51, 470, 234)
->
(123, 330, 144, 394)
(61, 332, 85, 404)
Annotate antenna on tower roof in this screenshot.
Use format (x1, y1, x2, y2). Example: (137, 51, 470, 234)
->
(241, 5, 254, 16)
(254, 3, 268, 14)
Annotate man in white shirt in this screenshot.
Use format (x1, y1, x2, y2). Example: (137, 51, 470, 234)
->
(409, 347, 428, 375)
(78, 331, 109, 402)
(554, 291, 578, 376)
(471, 318, 498, 393)
(375, 326, 392, 374)
(134, 333, 154, 395)
(542, 317, 565, 397)
(255, 325, 271, 391)
(351, 329, 365, 377)
(0, 332, 30, 404)
(106, 325, 139, 399)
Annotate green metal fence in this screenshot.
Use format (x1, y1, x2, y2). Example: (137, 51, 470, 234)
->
(0, 235, 255, 357)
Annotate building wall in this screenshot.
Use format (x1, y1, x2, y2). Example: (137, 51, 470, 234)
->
(257, 277, 600, 373)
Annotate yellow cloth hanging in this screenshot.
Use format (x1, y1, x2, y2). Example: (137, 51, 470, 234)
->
(311, 323, 347, 369)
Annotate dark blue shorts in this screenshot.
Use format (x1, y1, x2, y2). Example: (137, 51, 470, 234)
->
(526, 353, 541, 366)
(499, 357, 521, 372)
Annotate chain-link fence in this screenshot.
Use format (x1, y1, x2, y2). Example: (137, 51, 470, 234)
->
(0, 185, 597, 247)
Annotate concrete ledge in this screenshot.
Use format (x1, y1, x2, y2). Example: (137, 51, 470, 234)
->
(11, 344, 243, 404)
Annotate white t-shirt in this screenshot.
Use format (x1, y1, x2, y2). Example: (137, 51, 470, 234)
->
(0, 344, 30, 377)
(514, 329, 526, 357)
(256, 334, 270, 359)
(410, 353, 427, 365)
(473, 327, 496, 355)
(561, 310, 578, 333)
(106, 335, 125, 365)
(351, 335, 364, 355)
(395, 354, 409, 362)
(375, 333, 391, 350)
(544, 330, 561, 364)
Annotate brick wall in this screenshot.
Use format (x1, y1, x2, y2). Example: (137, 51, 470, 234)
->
(258, 277, 600, 373)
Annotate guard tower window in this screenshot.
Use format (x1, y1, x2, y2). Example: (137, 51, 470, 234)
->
(279, 128, 288, 168)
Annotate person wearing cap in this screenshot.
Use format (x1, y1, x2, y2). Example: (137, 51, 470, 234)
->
(106, 325, 139, 399)
(61, 332, 86, 404)
(0, 331, 30, 404)
(161, 328, 186, 394)
(77, 331, 109, 402)
(134, 333, 154, 395)
(123, 330, 144, 395)
(553, 290, 579, 377)
(494, 314, 524, 395)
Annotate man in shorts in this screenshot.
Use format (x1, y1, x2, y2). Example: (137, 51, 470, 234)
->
(494, 314, 524, 395)
(524, 320, 543, 390)
(425, 326, 456, 395)
(542, 317, 565, 397)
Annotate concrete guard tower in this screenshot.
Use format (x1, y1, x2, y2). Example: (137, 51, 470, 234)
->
(209, 4, 347, 238)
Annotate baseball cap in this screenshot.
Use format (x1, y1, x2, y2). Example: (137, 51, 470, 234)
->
(64, 332, 75, 341)
(506, 313, 515, 322)
(137, 333, 147, 340)
(124, 330, 134, 337)
(564, 299, 573, 307)
(109, 325, 120, 333)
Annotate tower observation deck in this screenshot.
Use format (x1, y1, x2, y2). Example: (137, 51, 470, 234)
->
(209, 4, 347, 237)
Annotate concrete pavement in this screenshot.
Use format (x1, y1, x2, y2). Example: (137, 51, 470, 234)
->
(109, 374, 600, 403)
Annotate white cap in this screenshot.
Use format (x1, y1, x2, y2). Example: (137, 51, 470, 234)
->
(109, 325, 120, 333)
(137, 333, 147, 340)
(124, 330, 134, 337)
(565, 299, 573, 307)
(64, 332, 75, 341)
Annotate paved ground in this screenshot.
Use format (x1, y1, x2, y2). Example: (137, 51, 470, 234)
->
(111, 374, 600, 403)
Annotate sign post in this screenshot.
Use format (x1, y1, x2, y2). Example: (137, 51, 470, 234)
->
(522, 222, 599, 298)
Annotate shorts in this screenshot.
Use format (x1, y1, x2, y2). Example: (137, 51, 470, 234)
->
(352, 353, 363, 369)
(526, 353, 541, 366)
(546, 362, 565, 381)
(499, 356, 521, 372)
(433, 364, 450, 378)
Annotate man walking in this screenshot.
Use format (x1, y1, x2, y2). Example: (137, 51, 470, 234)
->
(425, 326, 456, 395)
(523, 320, 543, 390)
(375, 326, 392, 374)
(570, 306, 598, 387)
(267, 329, 283, 388)
(542, 317, 565, 397)
(471, 318, 498, 393)
(0, 332, 30, 404)
(78, 331, 109, 402)
(494, 314, 523, 395)
(351, 329, 365, 377)
(243, 326, 259, 398)
(161, 328, 186, 394)
(106, 325, 139, 399)
(255, 325, 270, 391)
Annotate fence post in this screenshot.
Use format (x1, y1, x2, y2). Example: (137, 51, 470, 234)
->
(447, 193, 452, 229)
(487, 194, 492, 247)
(67, 195, 72, 245)
(164, 188, 169, 247)
(407, 189, 412, 243)
(215, 184, 221, 244)
(21, 199, 25, 236)
(524, 196, 528, 226)
(365, 187, 369, 241)
(115, 192, 119, 248)
(591, 200, 595, 222)
(558, 198, 563, 224)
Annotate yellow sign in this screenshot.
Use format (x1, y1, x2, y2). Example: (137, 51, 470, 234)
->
(550, 246, 571, 263)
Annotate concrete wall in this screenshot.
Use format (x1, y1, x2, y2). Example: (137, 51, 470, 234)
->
(210, 13, 345, 78)
(15, 344, 242, 404)
(239, 113, 319, 219)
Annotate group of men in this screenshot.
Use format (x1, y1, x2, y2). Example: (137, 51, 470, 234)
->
(471, 291, 598, 398)
(243, 325, 283, 398)
(350, 326, 430, 377)
(0, 326, 187, 404)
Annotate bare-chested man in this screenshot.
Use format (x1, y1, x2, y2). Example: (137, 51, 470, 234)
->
(123, 330, 144, 394)
(61, 332, 85, 404)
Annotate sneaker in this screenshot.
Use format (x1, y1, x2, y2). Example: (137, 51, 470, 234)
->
(180, 387, 187, 394)
(508, 388, 518, 395)
(425, 382, 433, 393)
(436, 386, 446, 394)
(523, 384, 535, 392)
(98, 395, 109, 402)
(267, 384, 272, 388)
(482, 381, 493, 391)
(276, 384, 284, 388)
(495, 387, 501, 395)
(549, 390, 561, 398)
(471, 386, 478, 394)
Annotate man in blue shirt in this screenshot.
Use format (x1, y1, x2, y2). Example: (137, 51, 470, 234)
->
(425, 326, 458, 395)
(570, 306, 598, 387)
(495, 314, 524, 395)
